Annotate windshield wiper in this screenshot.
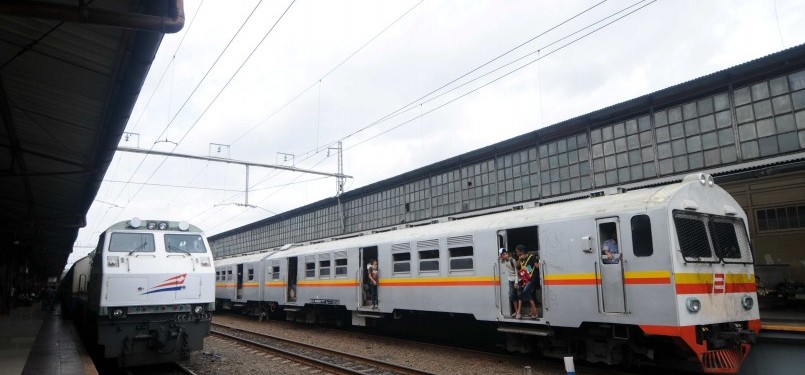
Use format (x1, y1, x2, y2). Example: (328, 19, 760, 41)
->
(128, 241, 150, 256)
(167, 244, 192, 256)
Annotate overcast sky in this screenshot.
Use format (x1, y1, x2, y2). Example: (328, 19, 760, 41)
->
(67, 0, 805, 266)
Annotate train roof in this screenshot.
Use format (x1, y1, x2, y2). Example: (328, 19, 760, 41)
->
(267, 173, 729, 257)
(106, 219, 205, 233)
(215, 251, 274, 266)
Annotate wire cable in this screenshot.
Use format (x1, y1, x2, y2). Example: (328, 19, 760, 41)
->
(227, 0, 424, 146)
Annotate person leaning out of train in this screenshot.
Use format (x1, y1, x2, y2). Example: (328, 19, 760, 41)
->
(499, 248, 518, 318)
(515, 245, 540, 319)
(602, 236, 620, 264)
(367, 259, 379, 309)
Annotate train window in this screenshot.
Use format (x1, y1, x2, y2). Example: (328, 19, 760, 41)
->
(710, 217, 754, 264)
(335, 258, 347, 276)
(419, 249, 440, 272)
(165, 234, 207, 253)
(449, 246, 474, 271)
(247, 268, 254, 281)
(108, 233, 155, 253)
(305, 261, 316, 278)
(215, 271, 220, 281)
(272, 266, 280, 280)
(227, 270, 233, 281)
(674, 214, 717, 262)
(319, 260, 331, 277)
(392, 252, 411, 274)
(631, 215, 654, 257)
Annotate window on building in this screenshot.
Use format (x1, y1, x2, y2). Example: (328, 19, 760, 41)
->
(756, 205, 805, 231)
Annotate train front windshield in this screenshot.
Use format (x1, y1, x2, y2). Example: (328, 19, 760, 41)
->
(108, 233, 155, 253)
(673, 211, 754, 264)
(165, 234, 208, 254)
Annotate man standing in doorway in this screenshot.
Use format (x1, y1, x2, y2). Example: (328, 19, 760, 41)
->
(515, 245, 540, 319)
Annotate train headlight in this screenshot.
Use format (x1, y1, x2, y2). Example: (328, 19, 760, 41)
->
(107, 256, 120, 267)
(146, 221, 157, 230)
(129, 217, 142, 228)
(158, 222, 169, 230)
(706, 174, 714, 187)
(686, 297, 701, 313)
(741, 294, 754, 310)
(178, 221, 189, 231)
(112, 308, 125, 319)
(193, 305, 204, 314)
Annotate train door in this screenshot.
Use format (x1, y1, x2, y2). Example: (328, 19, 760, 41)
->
(358, 246, 378, 308)
(286, 257, 297, 303)
(496, 231, 509, 317)
(596, 218, 626, 313)
(236, 264, 244, 300)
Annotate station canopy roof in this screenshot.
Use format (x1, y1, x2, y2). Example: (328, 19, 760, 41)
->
(0, 0, 184, 277)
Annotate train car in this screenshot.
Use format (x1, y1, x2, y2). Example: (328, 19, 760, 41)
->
(61, 218, 215, 366)
(215, 173, 758, 373)
(214, 251, 277, 316)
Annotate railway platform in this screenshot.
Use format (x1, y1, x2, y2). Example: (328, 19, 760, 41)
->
(0, 302, 96, 375)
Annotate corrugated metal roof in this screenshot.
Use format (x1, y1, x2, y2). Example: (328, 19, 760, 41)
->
(0, 0, 180, 277)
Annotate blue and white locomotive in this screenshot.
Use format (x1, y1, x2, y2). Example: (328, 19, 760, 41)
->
(215, 173, 759, 373)
(61, 219, 215, 366)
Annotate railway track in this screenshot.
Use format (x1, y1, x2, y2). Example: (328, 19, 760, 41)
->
(211, 322, 436, 375)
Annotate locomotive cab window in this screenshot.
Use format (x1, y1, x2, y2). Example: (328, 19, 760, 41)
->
(109, 233, 155, 253)
(673, 210, 753, 264)
(165, 234, 207, 253)
(631, 215, 654, 257)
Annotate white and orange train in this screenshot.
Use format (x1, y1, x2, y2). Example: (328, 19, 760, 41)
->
(215, 173, 758, 373)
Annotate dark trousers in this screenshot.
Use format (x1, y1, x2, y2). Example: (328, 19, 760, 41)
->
(369, 283, 378, 306)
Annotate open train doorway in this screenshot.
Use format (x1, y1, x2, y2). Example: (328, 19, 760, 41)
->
(496, 226, 540, 318)
(597, 218, 625, 313)
(286, 257, 298, 303)
(359, 246, 378, 308)
(236, 264, 244, 300)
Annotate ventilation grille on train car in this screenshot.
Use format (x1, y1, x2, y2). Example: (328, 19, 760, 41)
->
(447, 235, 473, 247)
(417, 239, 439, 250)
(700, 346, 746, 373)
(392, 243, 410, 252)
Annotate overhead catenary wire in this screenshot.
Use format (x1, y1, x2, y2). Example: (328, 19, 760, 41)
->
(227, 0, 425, 146)
(186, 0, 654, 233)
(346, 0, 658, 151)
(182, 0, 605, 229)
(85, 1, 295, 245)
(82, 0, 267, 243)
(128, 0, 206, 132)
